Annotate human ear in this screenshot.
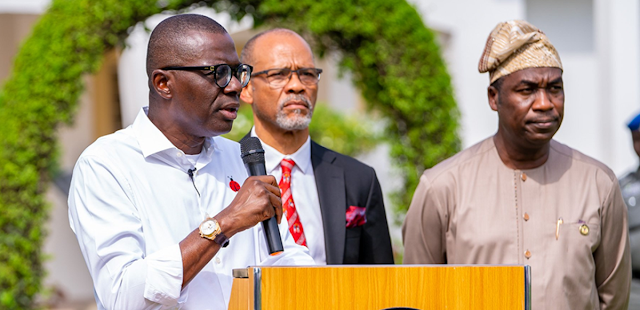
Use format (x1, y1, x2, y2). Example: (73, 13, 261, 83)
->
(151, 70, 172, 99)
(239, 81, 254, 105)
(488, 85, 499, 112)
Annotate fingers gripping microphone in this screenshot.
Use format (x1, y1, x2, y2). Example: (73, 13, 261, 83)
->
(240, 137, 284, 256)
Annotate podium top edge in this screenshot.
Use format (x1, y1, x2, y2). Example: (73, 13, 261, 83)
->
(233, 264, 529, 277)
(241, 264, 528, 268)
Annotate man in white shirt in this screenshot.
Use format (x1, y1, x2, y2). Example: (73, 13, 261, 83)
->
(68, 15, 314, 310)
(239, 29, 394, 264)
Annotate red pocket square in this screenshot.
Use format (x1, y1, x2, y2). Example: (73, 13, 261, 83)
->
(346, 206, 366, 228)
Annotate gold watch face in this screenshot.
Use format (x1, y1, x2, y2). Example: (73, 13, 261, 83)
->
(200, 219, 217, 236)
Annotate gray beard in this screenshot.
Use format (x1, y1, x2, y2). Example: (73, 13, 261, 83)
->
(275, 107, 313, 131)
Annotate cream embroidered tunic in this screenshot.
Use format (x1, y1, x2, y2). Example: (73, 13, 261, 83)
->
(403, 137, 631, 309)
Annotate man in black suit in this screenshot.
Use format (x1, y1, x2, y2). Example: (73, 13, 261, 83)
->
(240, 28, 394, 264)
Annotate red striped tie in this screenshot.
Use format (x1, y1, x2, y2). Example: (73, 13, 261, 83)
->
(279, 159, 307, 246)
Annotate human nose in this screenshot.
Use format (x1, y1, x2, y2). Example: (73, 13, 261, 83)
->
(224, 75, 243, 94)
(532, 89, 554, 111)
(283, 70, 305, 94)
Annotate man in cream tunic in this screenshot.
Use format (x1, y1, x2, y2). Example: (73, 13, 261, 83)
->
(403, 20, 631, 309)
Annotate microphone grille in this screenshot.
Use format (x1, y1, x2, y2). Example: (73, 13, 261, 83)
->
(240, 137, 265, 164)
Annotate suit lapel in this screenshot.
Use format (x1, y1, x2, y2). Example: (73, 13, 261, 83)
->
(311, 141, 346, 264)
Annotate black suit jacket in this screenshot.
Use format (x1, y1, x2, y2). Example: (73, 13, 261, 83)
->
(310, 141, 394, 264)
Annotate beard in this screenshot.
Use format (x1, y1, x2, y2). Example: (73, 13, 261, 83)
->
(275, 94, 314, 131)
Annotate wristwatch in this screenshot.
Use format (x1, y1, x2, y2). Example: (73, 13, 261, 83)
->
(199, 217, 229, 247)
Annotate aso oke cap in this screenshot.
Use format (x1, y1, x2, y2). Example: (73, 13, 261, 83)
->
(478, 20, 563, 83)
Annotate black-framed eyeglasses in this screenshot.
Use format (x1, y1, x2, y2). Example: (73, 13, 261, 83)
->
(251, 67, 323, 89)
(161, 64, 253, 88)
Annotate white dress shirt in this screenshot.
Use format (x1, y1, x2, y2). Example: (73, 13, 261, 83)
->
(68, 107, 315, 310)
(252, 128, 327, 265)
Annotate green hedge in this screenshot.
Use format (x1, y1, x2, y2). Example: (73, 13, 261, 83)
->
(0, 0, 458, 308)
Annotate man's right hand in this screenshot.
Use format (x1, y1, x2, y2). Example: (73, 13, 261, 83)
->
(214, 175, 282, 238)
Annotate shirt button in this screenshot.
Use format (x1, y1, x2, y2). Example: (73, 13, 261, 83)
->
(177, 152, 183, 157)
(524, 250, 531, 259)
(523, 213, 530, 221)
(521, 172, 527, 181)
(215, 257, 221, 264)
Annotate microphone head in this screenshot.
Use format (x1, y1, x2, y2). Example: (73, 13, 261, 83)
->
(240, 137, 265, 165)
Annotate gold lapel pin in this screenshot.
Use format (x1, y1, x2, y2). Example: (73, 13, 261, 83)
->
(579, 224, 589, 236)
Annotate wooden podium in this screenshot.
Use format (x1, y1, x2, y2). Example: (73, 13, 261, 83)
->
(228, 265, 531, 310)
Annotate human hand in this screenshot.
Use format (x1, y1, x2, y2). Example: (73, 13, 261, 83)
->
(214, 175, 282, 237)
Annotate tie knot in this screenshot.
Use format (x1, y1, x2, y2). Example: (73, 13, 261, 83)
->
(280, 158, 295, 173)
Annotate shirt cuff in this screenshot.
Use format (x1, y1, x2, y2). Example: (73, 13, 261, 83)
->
(143, 244, 185, 305)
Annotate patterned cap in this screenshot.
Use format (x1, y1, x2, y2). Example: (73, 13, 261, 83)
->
(478, 20, 563, 83)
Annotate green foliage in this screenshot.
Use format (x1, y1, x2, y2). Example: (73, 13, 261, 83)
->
(308, 104, 381, 157)
(223, 103, 381, 156)
(0, 0, 458, 307)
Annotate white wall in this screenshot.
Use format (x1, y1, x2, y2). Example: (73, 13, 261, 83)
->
(594, 0, 640, 175)
(0, 0, 49, 14)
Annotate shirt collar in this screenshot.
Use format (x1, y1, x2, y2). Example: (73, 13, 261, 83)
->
(133, 107, 218, 161)
(251, 126, 312, 174)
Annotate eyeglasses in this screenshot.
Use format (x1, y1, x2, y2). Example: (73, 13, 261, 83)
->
(161, 64, 253, 88)
(251, 67, 323, 88)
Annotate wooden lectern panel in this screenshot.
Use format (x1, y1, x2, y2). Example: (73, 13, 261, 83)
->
(229, 265, 529, 310)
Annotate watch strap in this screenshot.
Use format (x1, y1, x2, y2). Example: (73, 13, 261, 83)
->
(214, 232, 230, 248)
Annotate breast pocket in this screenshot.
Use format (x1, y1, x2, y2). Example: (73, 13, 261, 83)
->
(557, 222, 600, 295)
(558, 222, 600, 253)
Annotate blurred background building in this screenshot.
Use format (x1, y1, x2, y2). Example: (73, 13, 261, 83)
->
(1, 0, 639, 308)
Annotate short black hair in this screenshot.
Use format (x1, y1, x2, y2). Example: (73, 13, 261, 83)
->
(240, 28, 303, 66)
(146, 14, 227, 77)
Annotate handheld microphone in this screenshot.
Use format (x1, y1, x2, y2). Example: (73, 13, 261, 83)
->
(240, 137, 284, 256)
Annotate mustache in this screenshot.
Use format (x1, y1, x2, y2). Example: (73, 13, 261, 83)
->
(279, 94, 312, 109)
